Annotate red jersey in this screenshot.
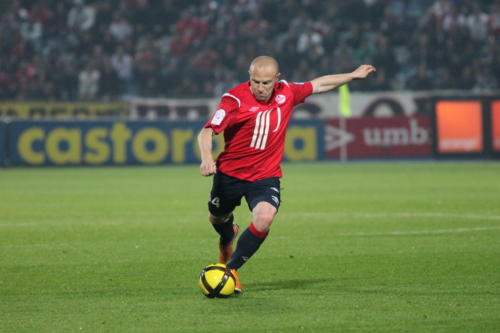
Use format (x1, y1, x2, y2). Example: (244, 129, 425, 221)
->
(204, 80, 313, 181)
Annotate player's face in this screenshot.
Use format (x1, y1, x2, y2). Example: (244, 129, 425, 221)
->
(249, 67, 280, 102)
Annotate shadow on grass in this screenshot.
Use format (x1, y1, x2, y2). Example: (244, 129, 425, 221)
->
(246, 278, 334, 291)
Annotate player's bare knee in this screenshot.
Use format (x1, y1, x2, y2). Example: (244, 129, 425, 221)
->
(253, 212, 274, 231)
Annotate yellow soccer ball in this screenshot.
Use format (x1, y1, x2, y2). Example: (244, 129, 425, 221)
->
(198, 263, 236, 298)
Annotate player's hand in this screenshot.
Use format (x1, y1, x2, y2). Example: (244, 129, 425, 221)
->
(200, 160, 217, 177)
(351, 65, 376, 80)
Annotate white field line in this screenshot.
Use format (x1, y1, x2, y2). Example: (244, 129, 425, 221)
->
(2, 243, 75, 248)
(288, 212, 500, 221)
(0, 218, 194, 228)
(0, 223, 39, 227)
(335, 226, 500, 237)
(3, 227, 500, 249)
(4, 225, 500, 249)
(2, 213, 499, 228)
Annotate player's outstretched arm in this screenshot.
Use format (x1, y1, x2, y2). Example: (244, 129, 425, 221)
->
(311, 64, 376, 94)
(198, 128, 217, 176)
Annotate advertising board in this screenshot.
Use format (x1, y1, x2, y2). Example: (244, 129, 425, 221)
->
(0, 121, 5, 166)
(492, 101, 500, 152)
(325, 116, 431, 159)
(0, 102, 129, 118)
(8, 120, 324, 166)
(435, 101, 483, 153)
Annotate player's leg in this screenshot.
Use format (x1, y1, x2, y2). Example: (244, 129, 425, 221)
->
(226, 177, 280, 279)
(251, 201, 278, 232)
(207, 171, 245, 263)
(226, 202, 277, 272)
(209, 212, 234, 244)
(209, 212, 240, 264)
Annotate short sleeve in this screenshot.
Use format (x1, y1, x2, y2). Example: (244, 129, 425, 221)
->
(204, 94, 240, 134)
(289, 82, 313, 105)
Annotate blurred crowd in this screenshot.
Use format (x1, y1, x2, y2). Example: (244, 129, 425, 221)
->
(0, 0, 499, 101)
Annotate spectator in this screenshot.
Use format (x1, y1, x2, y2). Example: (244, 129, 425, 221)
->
(24, 80, 45, 100)
(108, 13, 133, 42)
(88, 45, 107, 71)
(456, 66, 476, 90)
(410, 66, 434, 90)
(354, 37, 376, 67)
(160, 57, 183, 95)
(20, 15, 42, 53)
(489, 3, 500, 36)
(244, 11, 269, 40)
(474, 70, 498, 91)
(432, 0, 453, 22)
(99, 58, 120, 100)
(58, 64, 79, 100)
(219, 43, 237, 69)
(369, 68, 392, 91)
(169, 9, 209, 56)
(192, 45, 219, 74)
(214, 71, 239, 97)
(372, 36, 397, 79)
(171, 76, 200, 98)
(442, 6, 465, 35)
(110, 45, 133, 95)
(152, 0, 180, 32)
(78, 62, 100, 100)
(67, 0, 95, 32)
(466, 4, 489, 42)
(332, 39, 355, 73)
(435, 68, 456, 90)
(296, 22, 323, 56)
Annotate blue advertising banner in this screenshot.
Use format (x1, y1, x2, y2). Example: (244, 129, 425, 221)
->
(8, 120, 325, 166)
(0, 121, 5, 166)
(285, 120, 325, 162)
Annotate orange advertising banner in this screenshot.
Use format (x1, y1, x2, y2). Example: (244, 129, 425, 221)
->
(436, 101, 483, 153)
(492, 101, 500, 152)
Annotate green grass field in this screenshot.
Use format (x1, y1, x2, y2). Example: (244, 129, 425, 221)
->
(1, 162, 499, 332)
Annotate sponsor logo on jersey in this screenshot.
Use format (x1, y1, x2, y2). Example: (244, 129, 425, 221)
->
(271, 195, 279, 205)
(270, 187, 279, 193)
(275, 95, 286, 104)
(211, 109, 226, 125)
(249, 106, 259, 112)
(293, 82, 305, 85)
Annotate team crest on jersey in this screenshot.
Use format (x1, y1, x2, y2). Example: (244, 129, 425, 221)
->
(275, 94, 286, 104)
(249, 106, 259, 112)
(211, 109, 226, 125)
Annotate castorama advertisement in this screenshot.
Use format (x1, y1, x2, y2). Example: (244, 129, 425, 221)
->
(7, 120, 324, 166)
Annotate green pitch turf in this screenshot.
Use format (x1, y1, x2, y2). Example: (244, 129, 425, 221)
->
(1, 162, 499, 332)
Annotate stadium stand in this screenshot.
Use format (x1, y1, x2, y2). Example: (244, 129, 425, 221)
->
(0, 0, 499, 101)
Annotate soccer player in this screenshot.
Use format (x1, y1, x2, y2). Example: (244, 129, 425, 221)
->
(198, 56, 375, 293)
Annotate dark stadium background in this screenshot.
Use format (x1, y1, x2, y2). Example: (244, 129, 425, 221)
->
(1, 0, 499, 164)
(1, 0, 499, 101)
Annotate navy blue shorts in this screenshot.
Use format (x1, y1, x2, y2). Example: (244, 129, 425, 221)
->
(208, 171, 281, 217)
